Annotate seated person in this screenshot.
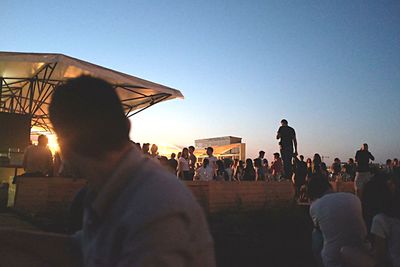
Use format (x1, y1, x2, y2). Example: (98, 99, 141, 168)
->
(308, 174, 368, 267)
(22, 135, 53, 177)
(341, 176, 400, 267)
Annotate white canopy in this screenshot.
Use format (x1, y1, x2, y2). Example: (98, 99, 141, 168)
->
(0, 51, 183, 131)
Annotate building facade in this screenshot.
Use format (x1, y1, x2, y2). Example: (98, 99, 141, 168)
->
(194, 136, 246, 162)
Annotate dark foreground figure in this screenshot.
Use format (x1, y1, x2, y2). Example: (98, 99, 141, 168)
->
(0, 76, 215, 267)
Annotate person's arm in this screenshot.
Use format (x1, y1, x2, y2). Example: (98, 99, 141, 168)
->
(355, 151, 360, 163)
(0, 228, 81, 267)
(369, 152, 375, 161)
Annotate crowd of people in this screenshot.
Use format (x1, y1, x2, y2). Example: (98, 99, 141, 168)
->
(130, 121, 400, 267)
(10, 77, 400, 267)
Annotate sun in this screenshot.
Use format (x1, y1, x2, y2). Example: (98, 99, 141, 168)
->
(156, 142, 182, 157)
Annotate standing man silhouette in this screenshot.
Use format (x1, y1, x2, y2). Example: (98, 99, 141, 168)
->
(276, 119, 298, 179)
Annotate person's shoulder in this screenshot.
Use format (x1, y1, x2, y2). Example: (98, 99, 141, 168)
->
(124, 160, 201, 214)
(371, 213, 390, 238)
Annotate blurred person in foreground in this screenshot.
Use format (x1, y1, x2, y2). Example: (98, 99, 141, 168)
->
(341, 173, 400, 267)
(308, 174, 368, 267)
(0, 76, 215, 267)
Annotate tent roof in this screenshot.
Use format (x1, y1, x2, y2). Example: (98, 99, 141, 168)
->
(0, 51, 183, 131)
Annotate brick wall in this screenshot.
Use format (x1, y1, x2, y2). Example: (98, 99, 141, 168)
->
(187, 181, 356, 213)
(186, 181, 295, 213)
(13, 178, 356, 217)
(14, 177, 86, 216)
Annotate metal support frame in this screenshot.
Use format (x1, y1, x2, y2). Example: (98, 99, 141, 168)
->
(0, 67, 172, 133)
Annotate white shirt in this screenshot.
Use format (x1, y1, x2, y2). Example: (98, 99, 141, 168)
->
(310, 192, 367, 267)
(196, 165, 214, 181)
(208, 156, 217, 171)
(178, 157, 190, 171)
(371, 214, 400, 267)
(23, 145, 53, 174)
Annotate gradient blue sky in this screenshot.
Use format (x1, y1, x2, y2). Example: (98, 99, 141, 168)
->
(3, 0, 399, 163)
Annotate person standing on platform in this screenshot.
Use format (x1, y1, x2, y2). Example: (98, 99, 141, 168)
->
(22, 134, 53, 177)
(276, 119, 298, 179)
(355, 143, 375, 198)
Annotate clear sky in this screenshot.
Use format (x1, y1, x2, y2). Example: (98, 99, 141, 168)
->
(3, 0, 399, 163)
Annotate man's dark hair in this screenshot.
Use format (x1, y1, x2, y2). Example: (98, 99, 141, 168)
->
(259, 150, 265, 156)
(189, 146, 195, 151)
(49, 76, 129, 158)
(281, 119, 288, 124)
(307, 174, 332, 201)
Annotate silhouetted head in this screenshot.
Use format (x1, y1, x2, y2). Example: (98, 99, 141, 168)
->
(245, 158, 254, 169)
(363, 173, 393, 219)
(299, 155, 304, 161)
(362, 143, 369, 151)
(307, 174, 332, 201)
(159, 156, 168, 166)
(281, 119, 288, 126)
(150, 144, 158, 155)
(206, 147, 214, 156)
(189, 146, 195, 154)
(348, 158, 354, 164)
(37, 135, 48, 147)
(142, 143, 150, 154)
(170, 153, 176, 159)
(223, 158, 232, 168)
(259, 150, 265, 158)
(313, 154, 322, 165)
(49, 76, 129, 158)
(386, 159, 392, 166)
(273, 152, 280, 159)
(239, 160, 244, 168)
